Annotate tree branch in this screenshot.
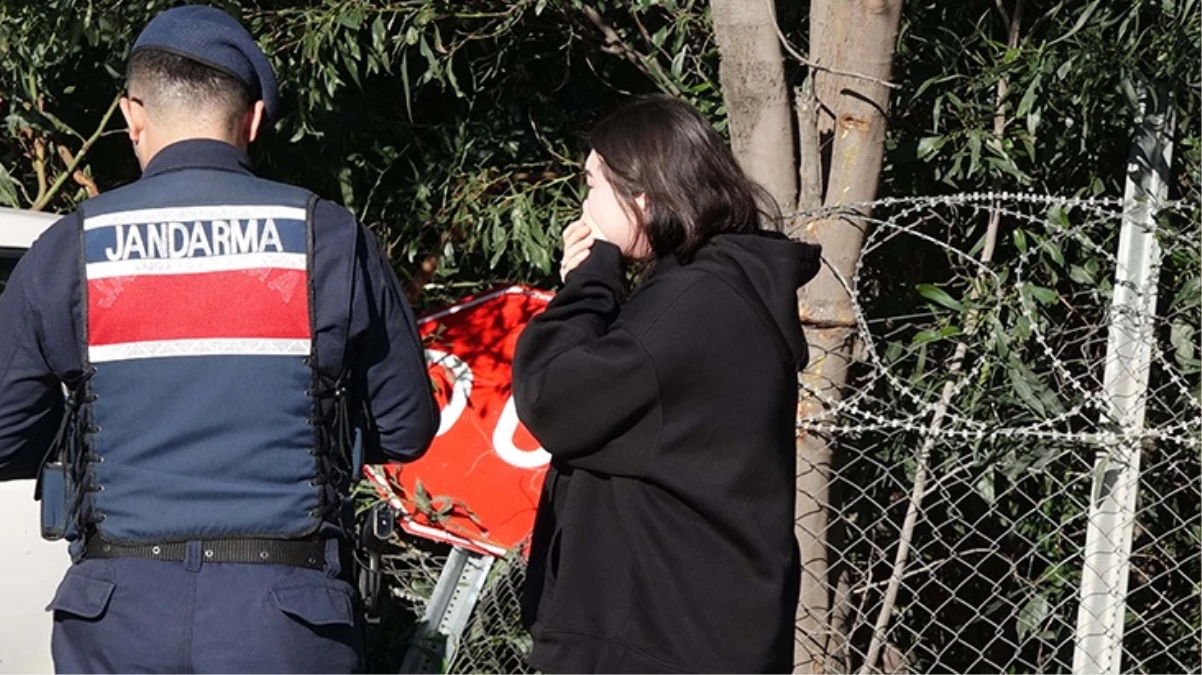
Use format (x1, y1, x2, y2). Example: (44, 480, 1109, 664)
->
(857, 0, 1021, 648)
(32, 94, 121, 212)
(857, 213, 1012, 673)
(32, 136, 48, 206)
(984, 0, 1026, 263)
(578, 5, 681, 95)
(994, 0, 1011, 29)
(56, 145, 99, 197)
(796, 74, 823, 212)
(763, 0, 900, 90)
(1027, 0, 1067, 37)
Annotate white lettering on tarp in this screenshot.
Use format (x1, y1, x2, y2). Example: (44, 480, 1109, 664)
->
(102, 219, 286, 262)
(493, 396, 550, 468)
(424, 347, 549, 469)
(426, 349, 473, 437)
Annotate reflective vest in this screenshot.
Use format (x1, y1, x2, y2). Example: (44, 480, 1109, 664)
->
(67, 168, 342, 543)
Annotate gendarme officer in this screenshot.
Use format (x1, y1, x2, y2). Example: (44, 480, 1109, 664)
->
(0, 6, 439, 672)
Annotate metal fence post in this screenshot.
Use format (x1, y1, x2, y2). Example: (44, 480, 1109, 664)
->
(1072, 87, 1175, 675)
(400, 546, 495, 674)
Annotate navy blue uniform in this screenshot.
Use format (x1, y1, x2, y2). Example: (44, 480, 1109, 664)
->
(0, 139, 439, 672)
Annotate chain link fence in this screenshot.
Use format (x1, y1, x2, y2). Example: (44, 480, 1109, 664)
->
(447, 550, 533, 674)
(792, 193, 1199, 674)
(371, 191, 1199, 674)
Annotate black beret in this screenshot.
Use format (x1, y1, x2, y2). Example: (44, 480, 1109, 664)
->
(132, 5, 279, 122)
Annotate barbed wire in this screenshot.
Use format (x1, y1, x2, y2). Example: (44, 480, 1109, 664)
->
(792, 194, 1199, 447)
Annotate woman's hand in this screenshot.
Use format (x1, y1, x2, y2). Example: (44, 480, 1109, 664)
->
(559, 217, 597, 282)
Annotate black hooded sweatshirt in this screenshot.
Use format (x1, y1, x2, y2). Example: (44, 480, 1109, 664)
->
(513, 232, 821, 674)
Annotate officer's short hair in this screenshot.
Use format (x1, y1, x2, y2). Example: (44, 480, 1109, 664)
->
(126, 48, 253, 129)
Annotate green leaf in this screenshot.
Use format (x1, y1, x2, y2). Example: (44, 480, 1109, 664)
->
(371, 15, 385, 49)
(912, 325, 962, 345)
(1016, 73, 1042, 119)
(913, 73, 962, 99)
(1028, 285, 1059, 306)
(400, 50, 413, 122)
(916, 284, 964, 312)
(1174, 276, 1201, 309)
(1017, 592, 1050, 641)
(1026, 106, 1042, 136)
(670, 48, 686, 79)
(917, 136, 945, 160)
(975, 470, 996, 505)
(1069, 264, 1096, 285)
(0, 163, 20, 208)
(1008, 362, 1045, 415)
(1014, 229, 1029, 253)
(1049, 0, 1102, 46)
(1120, 76, 1139, 109)
(968, 131, 982, 176)
(1043, 240, 1065, 266)
(338, 165, 355, 210)
(1056, 56, 1075, 80)
(1047, 205, 1071, 232)
(413, 479, 432, 513)
(913, 329, 942, 343)
(1171, 321, 1198, 368)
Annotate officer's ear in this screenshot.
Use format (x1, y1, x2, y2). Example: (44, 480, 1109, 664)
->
(120, 95, 151, 166)
(120, 95, 148, 147)
(244, 100, 266, 145)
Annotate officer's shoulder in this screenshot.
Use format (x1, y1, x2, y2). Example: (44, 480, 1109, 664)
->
(71, 179, 144, 215)
(309, 197, 368, 245)
(33, 179, 153, 251)
(309, 197, 358, 227)
(25, 209, 82, 257)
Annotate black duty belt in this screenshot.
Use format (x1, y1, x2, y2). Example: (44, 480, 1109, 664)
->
(85, 536, 326, 570)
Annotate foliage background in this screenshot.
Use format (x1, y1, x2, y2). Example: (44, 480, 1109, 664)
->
(0, 0, 1197, 672)
(0, 0, 725, 307)
(0, 0, 1196, 302)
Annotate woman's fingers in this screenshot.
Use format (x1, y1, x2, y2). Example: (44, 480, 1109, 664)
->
(580, 209, 608, 242)
(559, 228, 596, 282)
(564, 245, 593, 269)
(562, 219, 589, 246)
(562, 238, 594, 267)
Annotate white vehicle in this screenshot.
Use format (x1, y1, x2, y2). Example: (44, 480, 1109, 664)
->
(0, 206, 70, 674)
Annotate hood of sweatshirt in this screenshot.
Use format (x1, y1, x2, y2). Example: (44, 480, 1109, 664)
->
(667, 232, 821, 365)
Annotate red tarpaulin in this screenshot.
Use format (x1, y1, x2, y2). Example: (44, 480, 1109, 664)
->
(364, 285, 554, 557)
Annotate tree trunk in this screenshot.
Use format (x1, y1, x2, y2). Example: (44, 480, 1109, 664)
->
(794, 1, 903, 673)
(711, 0, 798, 212)
(709, 1, 903, 671)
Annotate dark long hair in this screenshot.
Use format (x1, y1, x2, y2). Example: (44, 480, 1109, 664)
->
(588, 94, 779, 263)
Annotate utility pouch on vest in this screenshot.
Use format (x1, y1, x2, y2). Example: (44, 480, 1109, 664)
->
(39, 462, 69, 540)
(35, 371, 92, 541)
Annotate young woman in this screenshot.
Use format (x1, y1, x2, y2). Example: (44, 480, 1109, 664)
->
(513, 95, 821, 674)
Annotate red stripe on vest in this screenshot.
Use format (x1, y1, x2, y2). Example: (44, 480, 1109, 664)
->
(88, 268, 310, 346)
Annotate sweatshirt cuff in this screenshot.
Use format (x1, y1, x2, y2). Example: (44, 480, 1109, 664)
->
(567, 240, 624, 284)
